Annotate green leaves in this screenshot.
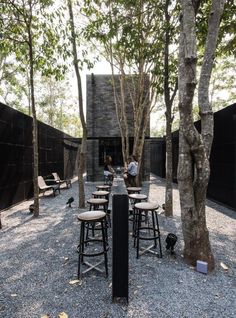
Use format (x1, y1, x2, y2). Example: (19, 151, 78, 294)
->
(0, 0, 65, 77)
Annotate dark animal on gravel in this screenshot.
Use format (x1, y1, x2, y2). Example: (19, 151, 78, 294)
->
(29, 204, 35, 213)
(66, 197, 74, 207)
(166, 233, 178, 254)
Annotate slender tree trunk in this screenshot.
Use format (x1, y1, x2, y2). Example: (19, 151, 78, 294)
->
(132, 93, 150, 186)
(67, 0, 86, 208)
(165, 108, 173, 216)
(164, 0, 173, 217)
(108, 2, 129, 165)
(109, 0, 150, 176)
(28, 22, 39, 217)
(178, 0, 225, 271)
(120, 67, 130, 162)
(26, 68, 31, 116)
(131, 2, 150, 186)
(110, 67, 127, 164)
(110, 61, 129, 165)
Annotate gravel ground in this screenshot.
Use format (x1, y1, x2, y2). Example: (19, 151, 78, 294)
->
(0, 175, 235, 318)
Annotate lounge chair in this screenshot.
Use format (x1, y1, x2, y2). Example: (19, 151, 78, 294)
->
(38, 176, 60, 196)
(52, 172, 72, 189)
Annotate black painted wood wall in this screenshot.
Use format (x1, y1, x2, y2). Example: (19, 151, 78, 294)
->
(150, 103, 236, 211)
(0, 102, 79, 210)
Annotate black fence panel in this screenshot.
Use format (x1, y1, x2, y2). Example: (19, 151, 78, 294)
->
(149, 138, 165, 178)
(150, 103, 236, 211)
(0, 102, 79, 211)
(208, 104, 236, 210)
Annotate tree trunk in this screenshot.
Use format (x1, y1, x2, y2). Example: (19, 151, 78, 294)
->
(26, 68, 31, 116)
(164, 0, 173, 217)
(27, 10, 39, 217)
(108, 0, 151, 177)
(67, 0, 86, 208)
(178, 0, 225, 271)
(165, 108, 173, 217)
(132, 96, 150, 186)
(108, 4, 129, 166)
(110, 62, 129, 165)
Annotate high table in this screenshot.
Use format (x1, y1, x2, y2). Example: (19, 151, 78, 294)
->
(111, 176, 129, 303)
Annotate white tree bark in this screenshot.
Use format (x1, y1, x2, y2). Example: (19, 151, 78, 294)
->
(67, 0, 86, 208)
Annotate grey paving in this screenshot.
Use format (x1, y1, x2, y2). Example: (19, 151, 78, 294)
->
(0, 175, 235, 318)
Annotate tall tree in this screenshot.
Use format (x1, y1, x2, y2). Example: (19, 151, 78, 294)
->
(178, 0, 226, 270)
(83, 0, 162, 184)
(163, 0, 178, 217)
(67, 0, 87, 207)
(1, 0, 61, 217)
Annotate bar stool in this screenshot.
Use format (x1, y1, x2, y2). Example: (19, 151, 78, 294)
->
(77, 210, 108, 278)
(134, 202, 162, 259)
(87, 198, 108, 212)
(92, 190, 110, 217)
(128, 193, 148, 236)
(127, 187, 142, 194)
(87, 197, 110, 230)
(92, 190, 110, 200)
(128, 193, 147, 207)
(96, 185, 111, 192)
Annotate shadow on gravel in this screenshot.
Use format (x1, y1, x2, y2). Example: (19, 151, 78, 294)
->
(2, 210, 36, 234)
(206, 200, 236, 220)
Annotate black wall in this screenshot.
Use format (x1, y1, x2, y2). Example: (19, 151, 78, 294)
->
(208, 104, 236, 210)
(150, 138, 165, 178)
(0, 102, 79, 210)
(150, 103, 236, 211)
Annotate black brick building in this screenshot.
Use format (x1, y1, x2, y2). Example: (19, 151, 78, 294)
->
(86, 74, 150, 181)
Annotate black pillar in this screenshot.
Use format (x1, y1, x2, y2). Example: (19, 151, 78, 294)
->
(112, 194, 129, 302)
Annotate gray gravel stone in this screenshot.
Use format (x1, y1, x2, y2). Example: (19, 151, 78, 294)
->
(0, 175, 235, 318)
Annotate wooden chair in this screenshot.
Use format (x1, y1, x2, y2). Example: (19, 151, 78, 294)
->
(52, 172, 72, 189)
(38, 176, 60, 196)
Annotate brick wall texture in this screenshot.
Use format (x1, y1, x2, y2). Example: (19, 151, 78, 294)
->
(86, 74, 150, 181)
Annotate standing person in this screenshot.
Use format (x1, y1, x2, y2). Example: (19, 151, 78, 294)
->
(127, 155, 138, 187)
(104, 155, 115, 183)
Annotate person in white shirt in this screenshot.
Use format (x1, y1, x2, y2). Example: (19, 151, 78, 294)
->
(127, 155, 138, 187)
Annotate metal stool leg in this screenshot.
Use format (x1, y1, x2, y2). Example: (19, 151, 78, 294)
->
(101, 219, 108, 277)
(136, 211, 142, 259)
(151, 211, 157, 248)
(78, 221, 85, 279)
(133, 207, 138, 247)
(81, 221, 85, 263)
(155, 211, 162, 257)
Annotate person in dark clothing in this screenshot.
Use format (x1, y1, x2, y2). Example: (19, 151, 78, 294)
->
(104, 155, 115, 182)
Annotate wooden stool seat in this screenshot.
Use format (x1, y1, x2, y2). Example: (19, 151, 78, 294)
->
(127, 187, 142, 194)
(92, 190, 109, 197)
(87, 198, 108, 205)
(87, 197, 110, 228)
(78, 210, 106, 222)
(96, 185, 111, 191)
(134, 201, 159, 211)
(129, 194, 147, 201)
(129, 194, 148, 236)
